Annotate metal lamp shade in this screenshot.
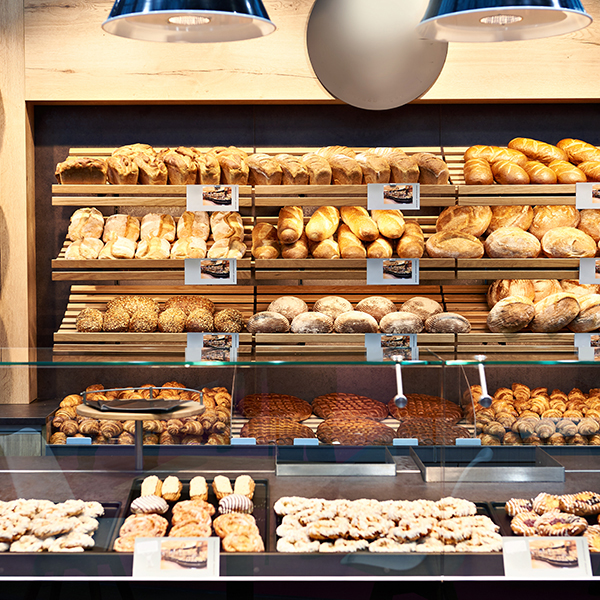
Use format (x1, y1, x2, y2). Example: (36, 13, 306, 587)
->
(102, 0, 276, 43)
(417, 0, 592, 42)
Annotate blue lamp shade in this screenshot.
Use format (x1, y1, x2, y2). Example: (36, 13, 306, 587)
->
(417, 0, 592, 42)
(102, 0, 276, 43)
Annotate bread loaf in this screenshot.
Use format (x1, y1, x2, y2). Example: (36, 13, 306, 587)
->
(464, 145, 497, 163)
(389, 155, 420, 183)
(246, 312, 290, 333)
(305, 206, 340, 242)
(177, 211, 210, 241)
(400, 297, 443, 321)
(557, 138, 600, 164)
(55, 157, 108, 185)
(246, 153, 283, 185)
(252, 223, 280, 259)
(282, 232, 309, 259)
(568, 294, 600, 332)
(371, 210, 405, 239)
(464, 146, 528, 167)
(491, 160, 530, 185)
(103, 214, 140, 243)
(541, 227, 596, 258)
(333, 311, 378, 333)
(274, 154, 309, 185)
(531, 292, 580, 332)
(532, 279, 563, 303)
(523, 161, 558, 184)
(487, 279, 535, 308)
(426, 231, 484, 259)
(140, 213, 176, 242)
(548, 160, 587, 184)
(309, 237, 340, 259)
(290, 312, 334, 333)
(207, 238, 247, 259)
(340, 206, 379, 242)
(217, 152, 249, 185)
(170, 237, 207, 259)
(464, 158, 494, 185)
(210, 212, 244, 241)
(316, 146, 356, 159)
(161, 147, 198, 185)
(436, 205, 492, 237)
(486, 205, 533, 234)
(277, 206, 304, 244)
(68, 207, 104, 241)
(134, 154, 168, 185)
(267, 296, 308, 321)
(560, 280, 600, 298)
(337, 224, 367, 259)
(579, 209, 600, 242)
(366, 147, 407, 159)
(328, 153, 363, 184)
(367, 235, 393, 259)
(577, 161, 600, 182)
(508, 138, 568, 164)
(65, 237, 105, 260)
(411, 152, 450, 184)
(135, 236, 170, 259)
(195, 152, 221, 184)
(300, 153, 332, 185)
(425, 313, 471, 333)
(529, 205, 580, 239)
(113, 143, 156, 158)
(487, 296, 535, 333)
(484, 227, 541, 258)
(106, 154, 139, 185)
(313, 296, 353, 320)
(212, 146, 248, 159)
(98, 236, 136, 259)
(396, 221, 424, 258)
(379, 312, 424, 334)
(355, 152, 390, 184)
(356, 296, 396, 322)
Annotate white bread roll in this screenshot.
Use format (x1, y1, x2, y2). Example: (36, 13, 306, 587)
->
(487, 296, 535, 333)
(530, 293, 580, 333)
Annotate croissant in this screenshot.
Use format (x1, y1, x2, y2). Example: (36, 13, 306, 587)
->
(49, 432, 67, 445)
(483, 421, 505, 438)
(207, 433, 230, 445)
(159, 432, 180, 445)
(123, 420, 136, 434)
(55, 406, 78, 420)
(199, 410, 218, 430)
(118, 431, 135, 444)
(166, 419, 184, 436)
(79, 418, 101, 436)
(100, 420, 123, 438)
(534, 418, 556, 439)
(181, 435, 204, 445)
(502, 432, 522, 445)
(143, 420, 164, 434)
(180, 420, 203, 436)
(60, 394, 83, 408)
(578, 418, 599, 436)
(143, 433, 159, 445)
(556, 419, 578, 437)
(60, 420, 79, 436)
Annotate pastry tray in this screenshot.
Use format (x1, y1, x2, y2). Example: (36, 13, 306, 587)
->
(111, 476, 269, 552)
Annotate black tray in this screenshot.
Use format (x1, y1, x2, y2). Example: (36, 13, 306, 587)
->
(111, 476, 269, 552)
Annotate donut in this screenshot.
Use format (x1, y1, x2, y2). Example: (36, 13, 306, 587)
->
(273, 496, 321, 516)
(535, 512, 587, 537)
(222, 532, 265, 552)
(510, 511, 539, 536)
(505, 498, 533, 517)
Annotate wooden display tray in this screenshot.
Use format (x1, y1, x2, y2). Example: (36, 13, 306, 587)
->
(456, 258, 580, 281)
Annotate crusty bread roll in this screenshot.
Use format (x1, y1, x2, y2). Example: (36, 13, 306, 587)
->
(246, 312, 290, 333)
(464, 158, 494, 186)
(246, 153, 283, 186)
(568, 294, 600, 332)
(290, 312, 334, 334)
(486, 205, 533, 235)
(367, 236, 393, 259)
(252, 223, 280, 259)
(532, 279, 563, 303)
(210, 212, 244, 241)
(218, 152, 249, 185)
(396, 221, 424, 258)
(436, 206, 492, 237)
(135, 236, 170, 259)
(337, 224, 367, 259)
(282, 232, 309, 259)
(55, 157, 108, 185)
(309, 237, 340, 259)
(206, 238, 247, 259)
(578, 209, 600, 242)
(371, 210, 405, 239)
(530, 292, 580, 333)
(400, 297, 443, 321)
(411, 152, 450, 184)
(274, 154, 309, 186)
(177, 211, 210, 241)
(577, 161, 600, 182)
(508, 138, 568, 165)
(313, 296, 353, 320)
(529, 205, 580, 239)
(523, 160, 558, 185)
(68, 207, 104, 241)
(356, 296, 397, 323)
(300, 153, 332, 185)
(560, 280, 600, 298)
(334, 311, 378, 333)
(65, 237, 105, 260)
(484, 227, 541, 258)
(426, 231, 485, 259)
(487, 296, 535, 333)
(541, 227, 596, 258)
(464, 145, 497, 163)
(134, 153, 168, 185)
(106, 154, 139, 185)
(140, 213, 176, 242)
(195, 152, 221, 185)
(305, 206, 340, 242)
(557, 138, 600, 164)
(327, 154, 363, 185)
(464, 146, 528, 167)
(170, 237, 207, 259)
(340, 206, 379, 242)
(487, 279, 535, 308)
(491, 160, 530, 185)
(161, 147, 198, 185)
(267, 296, 308, 321)
(355, 152, 390, 184)
(379, 312, 424, 334)
(547, 160, 587, 184)
(277, 206, 304, 244)
(425, 313, 471, 333)
(98, 236, 136, 259)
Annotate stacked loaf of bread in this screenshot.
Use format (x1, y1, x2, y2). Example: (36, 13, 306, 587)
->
(75, 295, 246, 334)
(463, 383, 600, 447)
(486, 279, 600, 333)
(56, 145, 450, 186)
(49, 384, 232, 446)
(463, 137, 600, 185)
(246, 295, 471, 334)
(253, 206, 424, 259)
(426, 205, 600, 259)
(64, 208, 247, 260)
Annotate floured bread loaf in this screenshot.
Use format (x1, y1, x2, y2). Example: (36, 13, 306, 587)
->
(355, 296, 397, 323)
(177, 211, 210, 241)
(65, 237, 104, 260)
(529, 205, 580, 240)
(210, 212, 244, 241)
(530, 292, 580, 332)
(426, 231, 484, 259)
(290, 312, 334, 333)
(68, 207, 104, 241)
(486, 205, 533, 235)
(436, 206, 492, 238)
(99, 236, 136, 259)
(487, 279, 535, 308)
(568, 294, 600, 332)
(170, 237, 207, 259)
(313, 296, 353, 320)
(140, 213, 175, 242)
(267, 296, 308, 321)
(425, 313, 471, 333)
(484, 227, 541, 258)
(379, 312, 424, 334)
(334, 311, 378, 333)
(487, 296, 535, 333)
(135, 236, 170, 259)
(578, 210, 600, 243)
(246, 312, 290, 333)
(541, 227, 596, 258)
(400, 297, 443, 321)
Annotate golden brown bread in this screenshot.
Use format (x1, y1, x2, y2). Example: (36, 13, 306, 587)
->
(281, 232, 309, 259)
(464, 145, 497, 162)
(55, 157, 108, 185)
(531, 292, 580, 333)
(327, 154, 363, 185)
(246, 153, 283, 185)
(103, 214, 140, 243)
(140, 213, 176, 242)
(113, 143, 156, 158)
(274, 154, 310, 185)
(396, 221, 424, 258)
(366, 236, 393, 259)
(578, 161, 600, 182)
(340, 206, 379, 242)
(464, 146, 528, 167)
(161, 147, 198, 185)
(491, 160, 530, 185)
(508, 138, 568, 164)
(99, 236, 136, 259)
(316, 146, 356, 159)
(487, 279, 535, 308)
(484, 227, 541, 258)
(218, 152, 249, 185)
(135, 236, 170, 259)
(387, 154, 420, 183)
(355, 153, 390, 184)
(133, 154, 168, 185)
(68, 207, 104, 241)
(252, 223, 280, 259)
(411, 152, 449, 184)
(337, 224, 366, 259)
(557, 138, 600, 164)
(206, 238, 247, 259)
(300, 153, 332, 185)
(436, 205, 492, 237)
(425, 231, 484, 259)
(548, 160, 587, 184)
(523, 160, 558, 185)
(211, 146, 248, 159)
(532, 279, 563, 303)
(305, 206, 340, 242)
(464, 158, 494, 185)
(487, 296, 535, 333)
(560, 279, 600, 298)
(541, 227, 596, 258)
(371, 210, 405, 239)
(210, 212, 244, 241)
(529, 205, 580, 239)
(309, 237, 340, 259)
(106, 154, 139, 185)
(194, 151, 221, 184)
(277, 206, 304, 244)
(177, 211, 210, 241)
(568, 294, 600, 332)
(170, 237, 207, 259)
(486, 205, 533, 234)
(66, 237, 105, 260)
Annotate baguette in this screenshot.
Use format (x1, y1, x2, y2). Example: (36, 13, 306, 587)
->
(396, 221, 424, 258)
(252, 222, 281, 259)
(300, 153, 332, 185)
(508, 138, 568, 164)
(547, 160, 587, 184)
(282, 232, 309, 259)
(371, 209, 405, 239)
(464, 158, 494, 185)
(523, 160, 558, 185)
(557, 138, 600, 164)
(337, 223, 367, 259)
(355, 152, 390, 184)
(491, 160, 530, 185)
(367, 235, 393, 259)
(305, 206, 340, 242)
(340, 206, 379, 242)
(309, 237, 340, 259)
(277, 206, 304, 244)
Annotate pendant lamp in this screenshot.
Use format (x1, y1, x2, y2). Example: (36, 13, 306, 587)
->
(102, 0, 276, 43)
(417, 0, 592, 43)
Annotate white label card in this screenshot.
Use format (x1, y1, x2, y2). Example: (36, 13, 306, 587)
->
(365, 333, 418, 362)
(578, 258, 599, 285)
(187, 184, 239, 212)
(575, 182, 600, 209)
(367, 258, 419, 285)
(186, 333, 239, 363)
(185, 258, 237, 285)
(132, 537, 219, 579)
(367, 183, 420, 210)
(574, 332, 600, 361)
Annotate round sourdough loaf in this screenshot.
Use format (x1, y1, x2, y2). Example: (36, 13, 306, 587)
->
(578, 209, 600, 242)
(313, 296, 353, 320)
(425, 312, 471, 333)
(568, 294, 600, 332)
(246, 311, 290, 333)
(435, 206, 492, 237)
(334, 311, 378, 333)
(487, 279, 535, 308)
(426, 231, 484, 259)
(379, 312, 424, 334)
(532, 279, 563, 303)
(356, 296, 396, 322)
(290, 312, 334, 334)
(400, 297, 443, 321)
(530, 293, 580, 332)
(267, 296, 308, 321)
(484, 226, 541, 258)
(486, 205, 534, 235)
(560, 280, 600, 298)
(541, 227, 596, 258)
(529, 205, 580, 240)
(487, 296, 535, 333)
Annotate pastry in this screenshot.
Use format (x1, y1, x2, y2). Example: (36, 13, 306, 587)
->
(130, 495, 169, 515)
(240, 416, 315, 445)
(388, 393, 462, 424)
(233, 475, 255, 500)
(140, 475, 162, 498)
(212, 475, 233, 500)
(316, 416, 396, 445)
(219, 494, 254, 515)
(238, 393, 312, 421)
(189, 476, 209, 501)
(312, 393, 388, 420)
